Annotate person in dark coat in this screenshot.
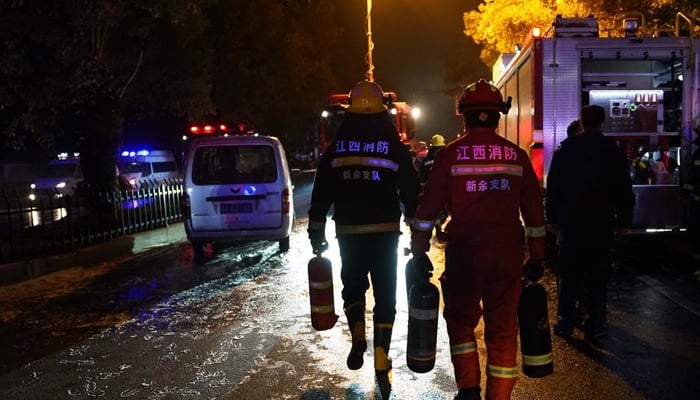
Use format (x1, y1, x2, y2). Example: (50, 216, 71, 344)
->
(545, 105, 635, 343)
(307, 80, 420, 394)
(565, 119, 582, 141)
(419, 133, 448, 239)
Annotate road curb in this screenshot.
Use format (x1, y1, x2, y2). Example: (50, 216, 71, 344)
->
(0, 223, 187, 286)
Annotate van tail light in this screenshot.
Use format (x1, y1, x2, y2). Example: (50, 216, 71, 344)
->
(180, 193, 191, 216)
(281, 187, 291, 214)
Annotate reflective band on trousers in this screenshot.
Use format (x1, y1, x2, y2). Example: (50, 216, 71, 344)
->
(409, 306, 439, 320)
(308, 220, 326, 230)
(311, 304, 335, 313)
(522, 352, 553, 366)
(450, 341, 477, 356)
(525, 225, 546, 238)
(412, 219, 435, 231)
(486, 364, 519, 379)
(309, 279, 333, 290)
(408, 353, 435, 362)
(331, 156, 399, 171)
(451, 164, 523, 176)
(336, 222, 400, 234)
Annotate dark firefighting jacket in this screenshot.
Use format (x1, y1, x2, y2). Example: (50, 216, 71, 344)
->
(412, 129, 546, 261)
(545, 131, 635, 248)
(308, 111, 420, 235)
(419, 145, 444, 183)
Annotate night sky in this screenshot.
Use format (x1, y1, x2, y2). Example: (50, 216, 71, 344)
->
(334, 0, 488, 143)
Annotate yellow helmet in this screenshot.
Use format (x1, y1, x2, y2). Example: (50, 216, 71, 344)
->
(430, 134, 445, 147)
(348, 81, 387, 114)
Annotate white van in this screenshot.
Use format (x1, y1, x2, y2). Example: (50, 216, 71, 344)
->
(181, 135, 294, 253)
(29, 154, 83, 200)
(117, 149, 180, 187)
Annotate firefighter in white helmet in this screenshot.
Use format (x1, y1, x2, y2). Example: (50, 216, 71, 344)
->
(308, 80, 420, 397)
(411, 79, 546, 400)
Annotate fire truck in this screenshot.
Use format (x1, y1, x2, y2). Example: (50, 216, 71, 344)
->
(491, 13, 699, 241)
(318, 91, 418, 154)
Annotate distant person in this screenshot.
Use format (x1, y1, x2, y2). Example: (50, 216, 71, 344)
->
(415, 140, 429, 160)
(413, 140, 429, 171)
(653, 146, 678, 184)
(566, 119, 582, 139)
(631, 149, 653, 184)
(419, 134, 448, 239)
(651, 157, 672, 184)
(307, 80, 420, 397)
(411, 79, 546, 400)
(419, 133, 446, 183)
(545, 105, 635, 344)
(550, 118, 584, 314)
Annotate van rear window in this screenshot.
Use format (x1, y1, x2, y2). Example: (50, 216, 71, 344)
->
(192, 145, 277, 185)
(153, 161, 177, 173)
(118, 161, 150, 175)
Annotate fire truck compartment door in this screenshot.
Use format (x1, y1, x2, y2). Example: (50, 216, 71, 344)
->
(632, 185, 683, 229)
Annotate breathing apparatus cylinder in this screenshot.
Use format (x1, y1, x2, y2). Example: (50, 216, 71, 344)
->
(308, 255, 338, 331)
(406, 278, 439, 373)
(518, 280, 554, 377)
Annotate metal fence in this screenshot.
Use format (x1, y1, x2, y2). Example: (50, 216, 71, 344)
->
(0, 179, 183, 264)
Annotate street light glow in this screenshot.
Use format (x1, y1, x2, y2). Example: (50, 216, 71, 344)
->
(412, 107, 421, 119)
(365, 0, 374, 82)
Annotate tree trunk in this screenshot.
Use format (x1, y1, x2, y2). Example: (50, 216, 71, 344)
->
(77, 97, 123, 189)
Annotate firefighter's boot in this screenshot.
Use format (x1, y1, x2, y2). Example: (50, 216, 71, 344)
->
(345, 302, 367, 370)
(374, 323, 393, 399)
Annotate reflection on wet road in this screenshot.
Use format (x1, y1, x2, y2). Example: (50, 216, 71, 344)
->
(1, 218, 699, 399)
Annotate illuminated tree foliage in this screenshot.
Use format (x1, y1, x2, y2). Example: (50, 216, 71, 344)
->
(464, 0, 700, 66)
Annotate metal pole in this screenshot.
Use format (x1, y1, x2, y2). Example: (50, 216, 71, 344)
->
(365, 0, 374, 82)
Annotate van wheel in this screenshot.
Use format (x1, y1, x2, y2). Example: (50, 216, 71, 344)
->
(192, 241, 206, 255)
(279, 237, 290, 252)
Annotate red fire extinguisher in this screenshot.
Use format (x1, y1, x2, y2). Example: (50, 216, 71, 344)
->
(406, 256, 439, 373)
(518, 279, 554, 377)
(308, 255, 338, 331)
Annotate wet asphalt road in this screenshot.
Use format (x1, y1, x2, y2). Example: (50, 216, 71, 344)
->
(0, 217, 699, 398)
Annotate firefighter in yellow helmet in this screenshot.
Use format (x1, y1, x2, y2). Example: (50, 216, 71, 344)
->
(346, 80, 388, 114)
(418, 133, 448, 239)
(431, 133, 446, 147)
(308, 80, 420, 398)
(420, 133, 446, 183)
(411, 79, 546, 400)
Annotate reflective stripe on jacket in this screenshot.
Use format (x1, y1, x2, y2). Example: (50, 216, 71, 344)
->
(308, 112, 420, 235)
(413, 129, 546, 260)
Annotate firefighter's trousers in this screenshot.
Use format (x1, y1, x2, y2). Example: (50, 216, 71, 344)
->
(337, 231, 400, 325)
(441, 238, 523, 400)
